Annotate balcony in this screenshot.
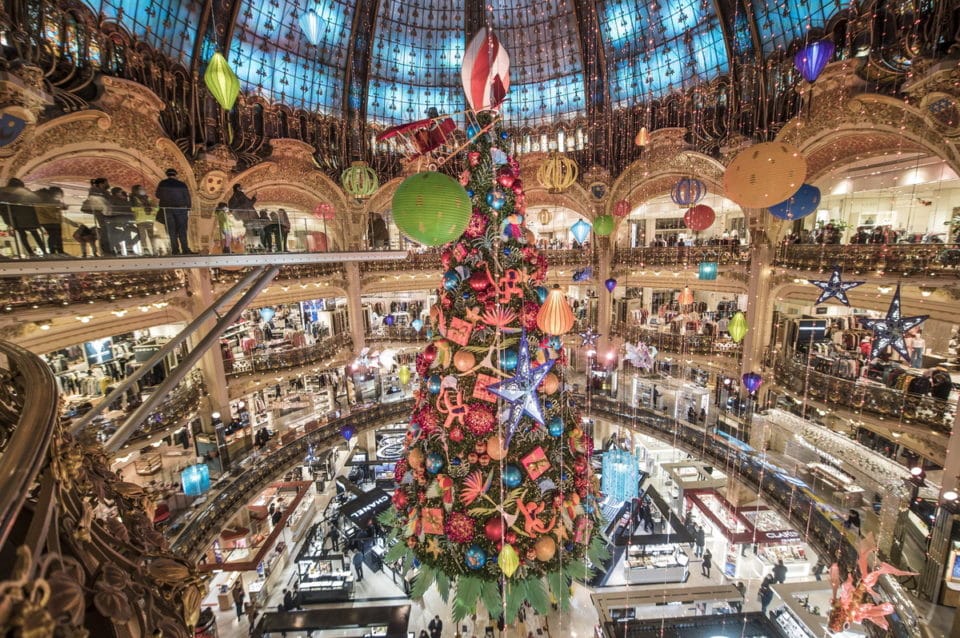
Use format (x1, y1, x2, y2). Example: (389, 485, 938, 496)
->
(226, 334, 353, 377)
(774, 243, 960, 277)
(0, 270, 185, 311)
(611, 323, 743, 358)
(612, 245, 748, 268)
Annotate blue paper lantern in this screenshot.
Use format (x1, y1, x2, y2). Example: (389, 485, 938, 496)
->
(794, 40, 836, 83)
(698, 261, 718, 281)
(384, 315, 395, 326)
(602, 448, 640, 502)
(412, 318, 423, 332)
(299, 8, 324, 46)
(548, 417, 564, 437)
(571, 219, 591, 244)
(503, 464, 522, 488)
(427, 375, 442, 394)
(443, 270, 460, 291)
(769, 184, 821, 220)
(181, 464, 210, 497)
(742, 372, 763, 395)
(259, 307, 275, 322)
(465, 545, 487, 570)
(341, 425, 355, 440)
(425, 452, 444, 474)
(604, 278, 617, 293)
(499, 348, 518, 372)
(670, 177, 706, 207)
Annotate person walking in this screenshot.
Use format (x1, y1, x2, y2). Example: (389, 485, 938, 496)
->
(694, 525, 705, 558)
(352, 550, 365, 582)
(276, 208, 291, 251)
(773, 559, 788, 584)
(80, 177, 112, 257)
(813, 561, 825, 582)
(155, 168, 194, 255)
(231, 580, 245, 621)
(282, 587, 295, 612)
(731, 581, 746, 612)
(429, 614, 443, 638)
(759, 582, 774, 615)
(34, 186, 67, 255)
(701, 549, 712, 578)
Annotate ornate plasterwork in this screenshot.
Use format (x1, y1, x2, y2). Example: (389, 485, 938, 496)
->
(609, 150, 724, 208)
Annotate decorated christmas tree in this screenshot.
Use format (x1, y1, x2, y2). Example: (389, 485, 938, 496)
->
(381, 31, 606, 624)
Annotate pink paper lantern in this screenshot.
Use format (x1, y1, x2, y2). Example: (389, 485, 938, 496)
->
(613, 199, 630, 218)
(313, 202, 335, 221)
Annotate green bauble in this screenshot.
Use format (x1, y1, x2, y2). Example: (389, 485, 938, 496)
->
(593, 214, 615, 237)
(392, 171, 473, 246)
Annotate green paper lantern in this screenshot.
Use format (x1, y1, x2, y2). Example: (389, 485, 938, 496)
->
(498, 544, 519, 578)
(392, 171, 472, 246)
(342, 161, 379, 199)
(593, 214, 615, 237)
(728, 311, 748, 343)
(204, 52, 241, 111)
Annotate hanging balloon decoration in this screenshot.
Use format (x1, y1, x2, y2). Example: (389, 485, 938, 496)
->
(570, 219, 591, 244)
(670, 178, 706, 207)
(742, 372, 763, 395)
(537, 286, 575, 336)
(769, 184, 821, 220)
(724, 143, 807, 209)
(683, 205, 716, 232)
(204, 52, 241, 111)
(727, 311, 748, 343)
(342, 161, 379, 199)
(462, 27, 511, 112)
(593, 214, 615, 237)
(794, 39, 836, 83)
(537, 153, 579, 193)
(259, 307, 275, 322)
(392, 172, 472, 246)
(604, 278, 617, 293)
(613, 200, 631, 218)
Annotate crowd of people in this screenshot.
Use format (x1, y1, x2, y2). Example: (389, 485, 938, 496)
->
(784, 223, 959, 245)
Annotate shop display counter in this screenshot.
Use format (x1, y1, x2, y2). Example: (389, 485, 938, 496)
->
(770, 606, 816, 638)
(758, 545, 811, 578)
(297, 560, 353, 603)
(286, 493, 315, 543)
(623, 543, 687, 584)
(135, 452, 162, 476)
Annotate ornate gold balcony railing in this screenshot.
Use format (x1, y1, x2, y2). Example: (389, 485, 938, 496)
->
(611, 323, 743, 358)
(0, 340, 200, 637)
(0, 270, 185, 311)
(773, 357, 955, 432)
(612, 245, 748, 268)
(358, 248, 593, 274)
(774, 242, 960, 277)
(225, 334, 353, 377)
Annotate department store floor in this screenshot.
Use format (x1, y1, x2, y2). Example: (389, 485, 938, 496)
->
(111, 378, 956, 638)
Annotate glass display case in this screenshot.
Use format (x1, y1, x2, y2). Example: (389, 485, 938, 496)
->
(295, 524, 353, 602)
(758, 544, 812, 578)
(623, 543, 688, 584)
(770, 606, 817, 638)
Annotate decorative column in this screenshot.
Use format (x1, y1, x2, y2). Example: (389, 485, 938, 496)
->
(596, 235, 614, 351)
(345, 262, 365, 351)
(186, 269, 229, 430)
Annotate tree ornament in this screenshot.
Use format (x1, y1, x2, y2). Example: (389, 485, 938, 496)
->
(498, 544, 520, 578)
(427, 375, 442, 394)
(724, 143, 807, 209)
(313, 202, 335, 220)
(537, 286, 575, 336)
(809, 266, 864, 306)
(727, 311, 748, 343)
(537, 152, 579, 193)
(499, 347, 519, 372)
(486, 331, 555, 447)
(634, 127, 650, 147)
(683, 205, 716, 231)
(540, 373, 559, 395)
(496, 167, 516, 188)
(486, 435, 507, 460)
(425, 452, 444, 474)
(412, 319, 424, 332)
(484, 517, 507, 542)
(593, 214, 615, 237)
(486, 188, 508, 211)
(503, 464, 523, 488)
(392, 172, 472, 246)
(453, 350, 476, 372)
(860, 284, 928, 361)
(341, 161, 379, 199)
(465, 545, 487, 570)
(340, 425, 355, 440)
(398, 365, 411, 385)
(548, 417, 564, 437)
(204, 52, 241, 110)
(534, 535, 556, 561)
(670, 177, 706, 207)
(443, 270, 461, 292)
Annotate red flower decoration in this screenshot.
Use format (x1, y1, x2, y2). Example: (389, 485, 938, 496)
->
(415, 353, 429, 377)
(394, 458, 408, 483)
(413, 406, 439, 435)
(521, 302, 540, 330)
(465, 402, 496, 436)
(445, 511, 475, 543)
(393, 490, 409, 509)
(441, 249, 452, 270)
(464, 211, 490, 239)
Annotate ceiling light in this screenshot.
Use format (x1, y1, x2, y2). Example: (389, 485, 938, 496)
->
(877, 285, 892, 294)
(943, 489, 959, 502)
(111, 309, 128, 317)
(919, 286, 935, 297)
(76, 315, 92, 323)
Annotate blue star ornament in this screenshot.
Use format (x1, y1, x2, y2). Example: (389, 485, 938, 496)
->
(578, 327, 600, 349)
(859, 284, 928, 361)
(808, 266, 864, 306)
(487, 330, 555, 447)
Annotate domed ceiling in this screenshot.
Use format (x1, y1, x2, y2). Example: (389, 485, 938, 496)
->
(85, 0, 843, 126)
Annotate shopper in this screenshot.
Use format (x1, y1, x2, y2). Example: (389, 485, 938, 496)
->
(759, 583, 774, 615)
(813, 561, 825, 582)
(0, 177, 45, 256)
(731, 581, 746, 612)
(844, 509, 861, 536)
(155, 167, 194, 255)
(419, 631, 430, 638)
(352, 550, 365, 582)
(129, 185, 157, 255)
(34, 186, 67, 255)
(694, 525, 705, 558)
(701, 549, 712, 578)
(327, 525, 340, 551)
(773, 559, 788, 584)
(81, 177, 112, 256)
(429, 614, 443, 638)
(231, 580, 245, 621)
(282, 587, 295, 612)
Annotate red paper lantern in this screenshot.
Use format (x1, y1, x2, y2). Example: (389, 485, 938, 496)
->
(313, 202, 335, 221)
(613, 199, 630, 218)
(683, 204, 715, 232)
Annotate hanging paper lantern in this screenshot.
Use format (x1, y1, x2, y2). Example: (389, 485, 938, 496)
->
(678, 287, 694, 306)
(384, 315, 395, 326)
(204, 52, 241, 111)
(411, 318, 424, 332)
(593, 214, 615, 237)
(698, 261, 718, 281)
(682, 204, 716, 232)
(728, 311, 748, 343)
(313, 202, 335, 221)
(341, 425, 355, 441)
(342, 161, 379, 199)
(613, 199, 631, 218)
(462, 27, 511, 112)
(769, 184, 821, 220)
(181, 464, 211, 497)
(537, 152, 579, 193)
(604, 278, 617, 293)
(538, 208, 553, 225)
(498, 544, 520, 578)
(794, 39, 836, 83)
(724, 143, 807, 210)
(634, 127, 650, 147)
(742, 372, 763, 394)
(570, 219, 591, 244)
(259, 307, 275, 322)
(299, 7, 325, 46)
(398, 365, 411, 385)
(392, 172, 472, 246)
(670, 178, 706, 207)
(537, 285, 575, 336)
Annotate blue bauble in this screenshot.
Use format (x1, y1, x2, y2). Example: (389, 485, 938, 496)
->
(486, 189, 507, 211)
(465, 545, 487, 570)
(503, 464, 523, 488)
(535, 286, 548, 304)
(548, 417, 564, 437)
(549, 336, 562, 349)
(466, 124, 480, 138)
(466, 189, 475, 197)
(500, 131, 509, 140)
(425, 452, 444, 474)
(443, 270, 460, 292)
(427, 375, 442, 394)
(544, 399, 555, 410)
(500, 348, 518, 372)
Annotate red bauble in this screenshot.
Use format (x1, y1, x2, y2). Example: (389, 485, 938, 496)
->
(683, 204, 716, 231)
(446, 512, 475, 543)
(468, 151, 481, 167)
(465, 211, 489, 239)
(484, 517, 506, 542)
(614, 199, 631, 218)
(496, 168, 515, 189)
(468, 270, 490, 292)
(449, 427, 464, 442)
(511, 179, 524, 195)
(423, 343, 438, 364)
(460, 170, 472, 186)
(392, 490, 408, 509)
(465, 402, 496, 436)
(504, 530, 517, 544)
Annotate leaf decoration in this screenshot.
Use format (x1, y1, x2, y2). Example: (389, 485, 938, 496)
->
(587, 535, 610, 566)
(384, 540, 409, 564)
(410, 564, 436, 600)
(479, 579, 502, 618)
(452, 576, 483, 623)
(546, 570, 566, 612)
(526, 576, 550, 616)
(436, 571, 451, 603)
(504, 578, 528, 622)
(564, 558, 593, 583)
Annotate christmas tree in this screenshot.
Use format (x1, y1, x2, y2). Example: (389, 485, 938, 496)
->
(382, 110, 606, 622)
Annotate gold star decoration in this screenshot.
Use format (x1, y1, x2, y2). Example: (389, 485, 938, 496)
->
(464, 306, 483, 323)
(425, 536, 443, 559)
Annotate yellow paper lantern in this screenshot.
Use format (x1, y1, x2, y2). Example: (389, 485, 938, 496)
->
(398, 364, 411, 385)
(204, 52, 241, 111)
(538, 208, 553, 225)
(341, 161, 379, 199)
(634, 127, 650, 147)
(536, 285, 575, 336)
(723, 142, 807, 209)
(537, 152, 579, 193)
(498, 544, 520, 578)
(728, 311, 748, 343)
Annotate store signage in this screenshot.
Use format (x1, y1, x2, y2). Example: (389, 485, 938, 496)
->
(341, 488, 391, 527)
(757, 530, 802, 542)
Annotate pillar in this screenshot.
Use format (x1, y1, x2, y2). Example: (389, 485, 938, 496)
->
(740, 238, 776, 377)
(186, 269, 229, 431)
(596, 239, 614, 350)
(345, 262, 365, 351)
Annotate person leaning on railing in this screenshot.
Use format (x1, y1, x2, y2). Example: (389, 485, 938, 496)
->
(34, 186, 67, 256)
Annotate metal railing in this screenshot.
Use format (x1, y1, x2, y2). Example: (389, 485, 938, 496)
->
(612, 244, 747, 268)
(225, 334, 353, 377)
(0, 339, 202, 637)
(610, 323, 743, 358)
(0, 270, 185, 311)
(773, 357, 955, 433)
(358, 248, 593, 274)
(774, 242, 960, 276)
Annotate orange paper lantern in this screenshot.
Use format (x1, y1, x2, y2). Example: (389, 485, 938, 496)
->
(723, 142, 807, 209)
(536, 286, 575, 336)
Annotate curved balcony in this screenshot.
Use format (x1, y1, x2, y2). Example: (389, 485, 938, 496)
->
(0, 270, 185, 311)
(0, 340, 199, 637)
(611, 323, 743, 358)
(774, 243, 960, 277)
(773, 357, 955, 433)
(612, 245, 747, 268)
(226, 334, 353, 377)
(358, 248, 593, 275)
(213, 262, 346, 284)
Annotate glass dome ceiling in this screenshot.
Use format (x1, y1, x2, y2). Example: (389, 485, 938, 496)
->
(84, 0, 845, 125)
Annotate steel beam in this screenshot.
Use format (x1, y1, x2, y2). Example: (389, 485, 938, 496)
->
(0, 250, 407, 276)
(104, 266, 280, 453)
